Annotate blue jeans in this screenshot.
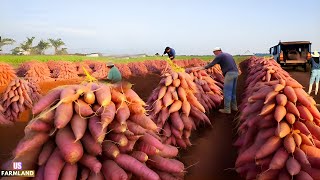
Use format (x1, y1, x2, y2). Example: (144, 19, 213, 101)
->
(223, 71, 239, 111)
(310, 69, 320, 84)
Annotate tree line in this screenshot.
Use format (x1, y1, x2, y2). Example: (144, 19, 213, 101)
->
(0, 36, 67, 55)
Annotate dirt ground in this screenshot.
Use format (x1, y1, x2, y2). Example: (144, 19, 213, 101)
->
(0, 67, 318, 179)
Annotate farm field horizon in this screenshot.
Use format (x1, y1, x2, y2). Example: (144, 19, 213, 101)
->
(0, 54, 251, 67)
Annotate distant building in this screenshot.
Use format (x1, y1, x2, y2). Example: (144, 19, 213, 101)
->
(86, 53, 103, 57)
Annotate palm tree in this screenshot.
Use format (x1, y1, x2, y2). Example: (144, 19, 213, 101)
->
(20, 37, 35, 53)
(48, 38, 65, 54)
(0, 37, 15, 51)
(35, 40, 51, 55)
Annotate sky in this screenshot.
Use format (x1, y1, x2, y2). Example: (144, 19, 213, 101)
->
(1, 0, 319, 55)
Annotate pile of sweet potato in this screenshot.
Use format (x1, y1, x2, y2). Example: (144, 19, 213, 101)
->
(147, 71, 212, 148)
(3, 82, 185, 180)
(0, 78, 41, 125)
(0, 63, 17, 86)
(22, 62, 53, 82)
(235, 57, 320, 179)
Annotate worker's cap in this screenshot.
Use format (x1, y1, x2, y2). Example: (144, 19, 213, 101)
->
(312, 51, 320, 58)
(213, 47, 222, 52)
(106, 62, 114, 66)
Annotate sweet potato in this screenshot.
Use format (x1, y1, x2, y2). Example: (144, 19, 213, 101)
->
(187, 92, 205, 113)
(283, 86, 297, 103)
(303, 167, 320, 180)
(307, 156, 320, 168)
(294, 88, 312, 107)
(124, 88, 145, 106)
(102, 160, 128, 180)
(38, 140, 55, 166)
(34, 165, 44, 180)
(269, 147, 289, 170)
(74, 99, 94, 117)
(259, 102, 276, 116)
(44, 148, 65, 180)
(285, 101, 300, 117)
(275, 121, 290, 138)
(38, 109, 55, 123)
(177, 87, 187, 102)
(168, 100, 182, 114)
(32, 88, 63, 114)
(55, 126, 84, 163)
(108, 121, 127, 133)
(294, 147, 310, 166)
(255, 136, 282, 159)
(89, 116, 107, 144)
(79, 154, 102, 173)
(285, 113, 295, 124)
(14, 132, 49, 158)
(170, 111, 184, 131)
(276, 94, 287, 106)
(148, 155, 184, 173)
(297, 105, 313, 121)
(137, 141, 159, 155)
(305, 121, 320, 140)
(102, 141, 120, 159)
(274, 105, 286, 122)
(80, 168, 90, 180)
(158, 144, 179, 158)
(163, 91, 174, 107)
(296, 171, 313, 180)
(24, 120, 52, 134)
(115, 102, 130, 124)
(181, 100, 191, 117)
(300, 133, 314, 146)
(127, 121, 146, 135)
(100, 101, 116, 129)
(54, 102, 73, 129)
(264, 91, 279, 104)
(131, 151, 148, 163)
(130, 114, 158, 131)
(286, 156, 301, 176)
(301, 144, 320, 158)
(293, 121, 311, 136)
(115, 154, 160, 180)
(159, 107, 170, 126)
(71, 114, 87, 141)
(140, 133, 164, 150)
(180, 114, 193, 130)
(284, 134, 296, 154)
(307, 105, 320, 119)
(83, 91, 95, 105)
(158, 86, 167, 100)
(128, 103, 145, 114)
(81, 131, 102, 156)
(108, 133, 128, 147)
(292, 132, 302, 148)
(60, 163, 78, 180)
(95, 85, 111, 106)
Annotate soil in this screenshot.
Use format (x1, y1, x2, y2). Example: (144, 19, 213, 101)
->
(0, 68, 317, 179)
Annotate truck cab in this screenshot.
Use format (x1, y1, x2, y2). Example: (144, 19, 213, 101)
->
(269, 41, 312, 71)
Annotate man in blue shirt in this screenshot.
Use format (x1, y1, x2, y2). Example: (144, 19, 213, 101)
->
(163, 47, 176, 60)
(193, 47, 239, 114)
(308, 51, 320, 95)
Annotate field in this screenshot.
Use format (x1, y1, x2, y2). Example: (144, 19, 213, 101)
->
(0, 56, 319, 180)
(0, 55, 250, 67)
